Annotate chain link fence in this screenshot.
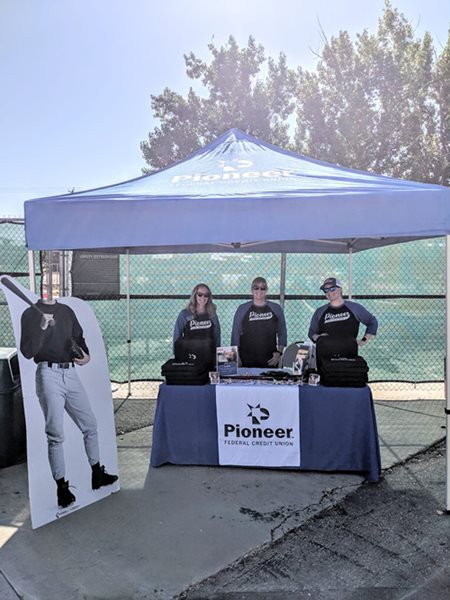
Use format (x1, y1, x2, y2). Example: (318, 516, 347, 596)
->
(0, 220, 446, 438)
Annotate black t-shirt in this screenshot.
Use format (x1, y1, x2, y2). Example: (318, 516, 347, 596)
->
(182, 314, 214, 340)
(318, 304, 360, 339)
(20, 300, 89, 363)
(239, 304, 279, 367)
(175, 312, 215, 367)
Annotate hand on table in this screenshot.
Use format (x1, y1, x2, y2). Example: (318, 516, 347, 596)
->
(267, 351, 281, 367)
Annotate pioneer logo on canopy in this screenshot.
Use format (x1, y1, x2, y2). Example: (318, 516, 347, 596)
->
(224, 403, 293, 440)
(171, 158, 294, 184)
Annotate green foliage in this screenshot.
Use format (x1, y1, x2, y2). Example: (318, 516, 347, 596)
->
(141, 2, 450, 185)
(433, 30, 450, 185)
(294, 1, 450, 184)
(140, 36, 297, 171)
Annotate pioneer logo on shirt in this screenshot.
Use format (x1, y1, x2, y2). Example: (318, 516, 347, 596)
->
(189, 319, 212, 330)
(249, 311, 273, 321)
(324, 311, 350, 324)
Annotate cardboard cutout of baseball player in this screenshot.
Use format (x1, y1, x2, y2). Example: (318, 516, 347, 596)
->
(0, 276, 119, 529)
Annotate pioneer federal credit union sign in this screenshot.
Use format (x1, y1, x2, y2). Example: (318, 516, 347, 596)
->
(215, 385, 300, 467)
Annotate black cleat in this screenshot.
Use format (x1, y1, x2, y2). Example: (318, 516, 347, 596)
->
(91, 464, 118, 490)
(56, 478, 76, 508)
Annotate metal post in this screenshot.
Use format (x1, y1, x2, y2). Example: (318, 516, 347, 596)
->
(27, 250, 36, 293)
(280, 253, 287, 309)
(348, 246, 353, 299)
(445, 236, 450, 512)
(125, 249, 132, 397)
(59, 250, 66, 296)
(66, 251, 73, 296)
(46, 250, 53, 301)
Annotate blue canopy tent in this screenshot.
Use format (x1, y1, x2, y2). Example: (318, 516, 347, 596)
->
(24, 129, 450, 510)
(25, 129, 450, 254)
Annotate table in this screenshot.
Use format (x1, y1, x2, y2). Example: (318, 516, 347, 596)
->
(150, 383, 381, 482)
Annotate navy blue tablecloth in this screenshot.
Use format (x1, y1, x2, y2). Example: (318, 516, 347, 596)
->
(151, 383, 381, 482)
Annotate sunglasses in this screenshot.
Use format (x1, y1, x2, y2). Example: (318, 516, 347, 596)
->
(196, 291, 210, 298)
(323, 286, 337, 293)
(252, 286, 267, 291)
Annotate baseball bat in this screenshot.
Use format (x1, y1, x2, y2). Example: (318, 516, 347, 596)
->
(0, 276, 55, 326)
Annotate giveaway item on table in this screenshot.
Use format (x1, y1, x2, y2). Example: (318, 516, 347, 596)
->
(308, 373, 320, 386)
(161, 359, 210, 385)
(209, 371, 220, 384)
(293, 347, 309, 375)
(319, 356, 368, 387)
(216, 345, 239, 376)
(219, 368, 303, 386)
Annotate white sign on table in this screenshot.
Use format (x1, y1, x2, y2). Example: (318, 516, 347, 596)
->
(216, 385, 300, 467)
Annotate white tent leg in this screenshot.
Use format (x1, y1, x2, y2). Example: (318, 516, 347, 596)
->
(348, 246, 353, 299)
(28, 250, 36, 293)
(445, 236, 450, 512)
(277, 253, 287, 368)
(126, 249, 132, 397)
(280, 253, 286, 309)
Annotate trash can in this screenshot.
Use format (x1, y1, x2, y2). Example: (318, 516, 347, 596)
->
(0, 347, 26, 467)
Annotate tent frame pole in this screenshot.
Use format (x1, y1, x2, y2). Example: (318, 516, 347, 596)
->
(126, 249, 132, 397)
(445, 236, 450, 512)
(348, 246, 353, 300)
(280, 253, 286, 309)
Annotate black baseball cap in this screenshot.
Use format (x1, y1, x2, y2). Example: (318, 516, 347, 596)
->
(320, 277, 342, 291)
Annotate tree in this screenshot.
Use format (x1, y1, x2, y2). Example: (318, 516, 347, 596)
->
(433, 30, 450, 185)
(140, 36, 297, 172)
(294, 1, 448, 183)
(294, 30, 379, 171)
(141, 3, 449, 185)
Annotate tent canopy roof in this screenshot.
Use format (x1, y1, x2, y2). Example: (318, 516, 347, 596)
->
(24, 128, 450, 253)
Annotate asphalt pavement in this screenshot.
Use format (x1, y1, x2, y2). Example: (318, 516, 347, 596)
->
(178, 440, 450, 600)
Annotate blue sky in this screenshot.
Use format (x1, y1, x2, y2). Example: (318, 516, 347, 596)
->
(1, 0, 449, 217)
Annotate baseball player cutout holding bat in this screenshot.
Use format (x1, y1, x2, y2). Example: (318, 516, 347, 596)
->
(1, 277, 118, 509)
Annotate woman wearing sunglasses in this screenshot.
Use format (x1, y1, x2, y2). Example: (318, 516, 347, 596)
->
(231, 276, 287, 368)
(173, 283, 221, 369)
(308, 277, 378, 347)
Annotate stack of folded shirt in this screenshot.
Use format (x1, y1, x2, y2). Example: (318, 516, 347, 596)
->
(161, 359, 210, 385)
(319, 356, 369, 387)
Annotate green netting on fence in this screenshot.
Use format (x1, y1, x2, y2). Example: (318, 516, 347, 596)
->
(0, 221, 445, 383)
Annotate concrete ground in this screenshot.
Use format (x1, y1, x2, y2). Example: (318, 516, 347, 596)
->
(0, 382, 447, 600)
